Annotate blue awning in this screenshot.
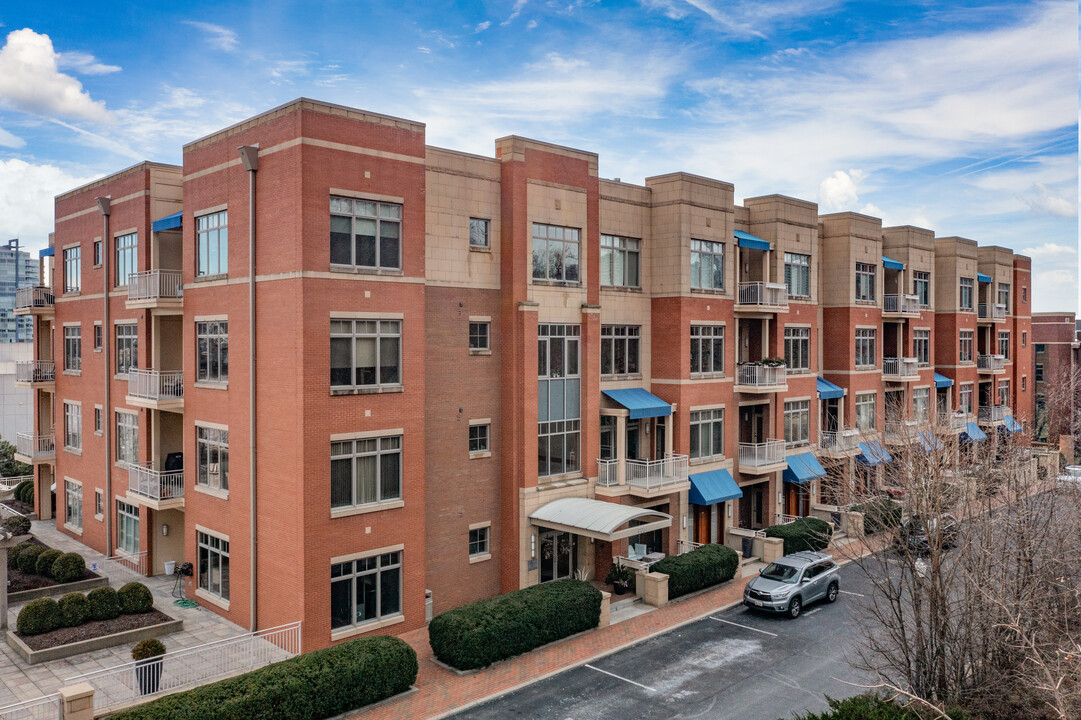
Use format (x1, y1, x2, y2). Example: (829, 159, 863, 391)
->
(960, 422, 987, 443)
(783, 452, 827, 485)
(689, 469, 742, 506)
(817, 377, 845, 400)
(856, 440, 893, 466)
(977, 272, 992, 284)
(917, 431, 943, 453)
(882, 255, 904, 271)
(934, 373, 953, 388)
(602, 388, 672, 420)
(152, 211, 183, 232)
(734, 229, 771, 251)
(1003, 415, 1022, 433)
(39, 247, 54, 258)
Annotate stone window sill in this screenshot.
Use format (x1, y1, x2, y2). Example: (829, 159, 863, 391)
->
(330, 499, 405, 519)
(193, 273, 227, 284)
(194, 381, 229, 391)
(331, 614, 404, 642)
(63, 523, 83, 536)
(469, 348, 492, 356)
(469, 553, 492, 565)
(329, 265, 403, 277)
(194, 484, 229, 500)
(469, 245, 491, 253)
(195, 587, 230, 610)
(331, 384, 404, 396)
(63, 370, 81, 376)
(469, 451, 492, 460)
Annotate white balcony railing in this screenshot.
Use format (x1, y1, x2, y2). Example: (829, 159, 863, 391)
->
(883, 294, 920, 314)
(978, 405, 1010, 423)
(597, 458, 619, 487)
(677, 539, 704, 555)
(978, 302, 1007, 320)
(15, 432, 55, 460)
(128, 270, 183, 302)
(949, 412, 969, 429)
(977, 354, 1006, 372)
(15, 360, 55, 383)
(127, 462, 184, 502)
(737, 281, 788, 308)
(127, 369, 184, 402)
(0, 693, 62, 720)
(738, 439, 786, 467)
(14, 286, 54, 310)
(596, 454, 689, 490)
(736, 363, 787, 388)
(882, 356, 919, 378)
(884, 419, 921, 442)
(819, 427, 861, 452)
(0, 475, 33, 491)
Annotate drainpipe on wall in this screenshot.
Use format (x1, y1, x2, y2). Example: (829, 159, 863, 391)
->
(238, 145, 259, 632)
(95, 197, 112, 558)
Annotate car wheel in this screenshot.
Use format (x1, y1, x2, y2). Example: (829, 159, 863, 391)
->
(826, 583, 839, 603)
(788, 597, 802, 619)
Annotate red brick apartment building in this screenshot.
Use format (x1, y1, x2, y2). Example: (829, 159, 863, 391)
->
(13, 98, 1036, 651)
(1032, 311, 1079, 457)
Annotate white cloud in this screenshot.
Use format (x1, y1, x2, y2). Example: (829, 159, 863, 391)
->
(0, 124, 24, 148)
(474, 21, 491, 33)
(182, 21, 238, 52)
(527, 19, 538, 29)
(1021, 242, 1078, 257)
(0, 29, 112, 123)
(818, 169, 863, 211)
(503, 0, 529, 25)
(640, 0, 845, 38)
(56, 50, 120, 75)
(416, 46, 432, 54)
(1018, 182, 1078, 218)
(0, 159, 96, 250)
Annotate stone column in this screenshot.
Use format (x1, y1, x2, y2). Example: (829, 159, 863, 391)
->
(616, 414, 627, 485)
(59, 683, 95, 720)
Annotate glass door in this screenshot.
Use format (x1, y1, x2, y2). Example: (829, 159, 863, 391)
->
(539, 530, 577, 583)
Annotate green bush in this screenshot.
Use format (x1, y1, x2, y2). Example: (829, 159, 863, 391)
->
(7, 541, 32, 569)
(16, 597, 61, 635)
(852, 497, 903, 535)
(51, 552, 86, 584)
(132, 638, 166, 660)
(787, 693, 975, 720)
(651, 544, 740, 599)
(2, 515, 31, 537)
(429, 579, 602, 671)
(765, 517, 833, 555)
(87, 586, 121, 621)
(118, 582, 154, 614)
(108, 635, 417, 720)
(14, 480, 32, 504)
(17, 543, 45, 574)
(58, 592, 90, 628)
(604, 561, 636, 594)
(35, 548, 63, 578)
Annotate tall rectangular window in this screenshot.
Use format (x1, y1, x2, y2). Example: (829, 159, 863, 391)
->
(116, 499, 139, 554)
(197, 531, 230, 600)
(331, 551, 402, 630)
(116, 412, 138, 465)
(783, 400, 810, 446)
(998, 380, 1010, 407)
(532, 223, 580, 283)
(784, 327, 810, 373)
(913, 387, 930, 422)
(115, 232, 137, 288)
(959, 330, 974, 363)
(330, 197, 402, 270)
(600, 235, 640, 288)
(959, 277, 974, 310)
(784, 253, 810, 298)
(469, 218, 489, 248)
(93, 240, 102, 266)
(913, 271, 930, 307)
(913, 329, 930, 366)
(855, 328, 876, 368)
(690, 240, 724, 291)
(64, 402, 81, 451)
(689, 409, 724, 460)
(998, 331, 1010, 359)
(1035, 364, 1043, 382)
(600, 325, 640, 376)
(64, 326, 81, 372)
(997, 283, 1010, 310)
(855, 262, 876, 301)
(196, 210, 228, 277)
(1021, 331, 1027, 347)
(115, 324, 137, 375)
(690, 325, 724, 375)
(93, 324, 102, 351)
(331, 435, 401, 508)
(330, 319, 401, 389)
(960, 383, 974, 415)
(65, 481, 82, 530)
(855, 392, 876, 430)
(538, 324, 581, 478)
(64, 247, 81, 293)
(94, 406, 103, 434)
(197, 426, 229, 491)
(196, 321, 229, 382)
(94, 489, 103, 518)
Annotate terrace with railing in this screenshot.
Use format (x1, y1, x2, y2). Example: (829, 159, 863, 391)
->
(819, 427, 861, 455)
(126, 462, 184, 504)
(883, 293, 920, 315)
(978, 302, 1007, 321)
(127, 270, 183, 305)
(15, 433, 55, 462)
(13, 286, 54, 314)
(977, 354, 1006, 373)
(14, 361, 54, 385)
(735, 363, 787, 391)
(978, 405, 1010, 424)
(736, 281, 788, 310)
(738, 439, 786, 470)
(597, 453, 689, 493)
(127, 369, 184, 408)
(882, 356, 919, 380)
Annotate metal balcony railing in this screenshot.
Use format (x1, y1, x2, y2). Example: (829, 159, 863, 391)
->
(14, 285, 54, 311)
(596, 454, 689, 490)
(884, 419, 921, 442)
(127, 369, 184, 402)
(819, 427, 861, 452)
(737, 281, 788, 308)
(882, 357, 919, 378)
(128, 270, 183, 301)
(738, 439, 786, 467)
(949, 412, 969, 429)
(16, 432, 55, 460)
(978, 302, 1007, 320)
(736, 363, 787, 388)
(127, 462, 184, 501)
(977, 354, 1005, 372)
(883, 294, 920, 314)
(15, 360, 55, 383)
(597, 458, 619, 487)
(978, 405, 1010, 423)
(0, 475, 32, 491)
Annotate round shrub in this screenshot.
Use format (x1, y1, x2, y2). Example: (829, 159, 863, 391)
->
(2, 515, 31, 537)
(7, 541, 32, 570)
(87, 586, 121, 621)
(118, 582, 154, 614)
(58, 592, 90, 628)
(51, 552, 86, 584)
(35, 548, 63, 578)
(132, 638, 166, 660)
(16, 597, 61, 635)
(17, 543, 46, 574)
(765, 517, 834, 555)
(651, 543, 740, 599)
(14, 480, 32, 504)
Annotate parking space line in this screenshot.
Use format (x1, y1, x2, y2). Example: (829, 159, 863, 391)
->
(709, 617, 779, 637)
(839, 590, 865, 597)
(803, 608, 822, 616)
(584, 664, 657, 692)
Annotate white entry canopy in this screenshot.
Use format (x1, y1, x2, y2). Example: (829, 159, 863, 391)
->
(529, 497, 673, 542)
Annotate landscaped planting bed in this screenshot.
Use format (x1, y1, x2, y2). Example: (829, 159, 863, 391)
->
(1, 499, 34, 516)
(16, 608, 174, 651)
(5, 538, 105, 600)
(651, 543, 740, 599)
(764, 517, 833, 555)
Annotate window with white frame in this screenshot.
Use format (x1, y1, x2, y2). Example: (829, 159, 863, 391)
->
(913, 271, 930, 307)
(115, 324, 137, 375)
(116, 412, 138, 465)
(855, 392, 876, 430)
(469, 424, 489, 454)
(330, 197, 402, 270)
(532, 223, 580, 283)
(914, 329, 930, 366)
(601, 325, 640, 376)
(114, 232, 137, 288)
(538, 324, 581, 477)
(689, 409, 724, 460)
(64, 326, 81, 372)
(959, 277, 974, 310)
(690, 240, 724, 291)
(783, 400, 810, 446)
(1035, 364, 1043, 382)
(197, 426, 229, 491)
(64, 402, 81, 451)
(196, 210, 228, 276)
(116, 499, 139, 554)
(690, 325, 724, 375)
(1021, 376, 1026, 392)
(197, 530, 229, 600)
(469, 527, 490, 556)
(960, 383, 974, 415)
(330, 319, 401, 389)
(1022, 287, 1027, 303)
(65, 481, 82, 530)
(784, 253, 810, 298)
(913, 388, 930, 422)
(855, 262, 876, 301)
(469, 322, 490, 352)
(469, 218, 489, 248)
(93, 324, 102, 351)
(331, 551, 402, 630)
(998, 380, 1010, 407)
(64, 247, 81, 293)
(1021, 331, 1027, 347)
(94, 407, 103, 435)
(959, 330, 974, 363)
(997, 283, 1010, 310)
(600, 234, 640, 287)
(331, 435, 401, 509)
(784, 327, 810, 373)
(855, 328, 876, 368)
(93, 240, 102, 267)
(998, 331, 1010, 360)
(196, 321, 228, 382)
(94, 489, 103, 518)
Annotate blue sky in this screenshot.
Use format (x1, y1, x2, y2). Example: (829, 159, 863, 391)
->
(0, 0, 1076, 311)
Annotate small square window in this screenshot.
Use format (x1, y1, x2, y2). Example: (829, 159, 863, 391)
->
(469, 526, 490, 556)
(469, 218, 490, 248)
(469, 424, 490, 454)
(469, 322, 490, 351)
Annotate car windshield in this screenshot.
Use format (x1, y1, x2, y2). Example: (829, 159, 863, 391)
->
(760, 563, 800, 584)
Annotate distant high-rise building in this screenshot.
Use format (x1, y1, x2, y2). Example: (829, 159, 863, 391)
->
(0, 243, 38, 342)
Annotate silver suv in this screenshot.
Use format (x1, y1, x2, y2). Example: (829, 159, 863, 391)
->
(743, 551, 840, 618)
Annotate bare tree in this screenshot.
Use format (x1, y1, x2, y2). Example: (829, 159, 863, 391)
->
(1036, 365, 1081, 463)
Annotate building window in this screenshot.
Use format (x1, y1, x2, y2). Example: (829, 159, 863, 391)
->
(93, 240, 102, 267)
(959, 330, 974, 363)
(330, 319, 401, 389)
(600, 325, 640, 376)
(197, 426, 229, 491)
(538, 324, 581, 478)
(196, 321, 229, 383)
(783, 327, 810, 373)
(783, 400, 810, 446)
(469, 424, 489, 454)
(855, 392, 876, 431)
(64, 402, 81, 451)
(468, 322, 489, 352)
(196, 210, 228, 277)
(1035, 364, 1043, 382)
(1021, 286, 1027, 303)
(1021, 331, 1027, 347)
(330, 197, 402, 270)
(331, 550, 402, 630)
(998, 380, 1010, 407)
(63, 247, 81, 293)
(998, 331, 1010, 360)
(65, 481, 82, 530)
(600, 235, 640, 288)
(115, 324, 137, 375)
(114, 232, 137, 288)
(93, 324, 102, 351)
(64, 326, 81, 372)
(690, 325, 724, 375)
(197, 531, 229, 600)
(784, 253, 810, 298)
(855, 328, 876, 368)
(960, 383, 974, 415)
(855, 262, 876, 302)
(959, 277, 974, 311)
(116, 412, 138, 465)
(997, 283, 1010, 310)
(469, 527, 490, 556)
(913, 388, 930, 423)
(532, 223, 580, 283)
(469, 218, 489, 248)
(689, 409, 724, 460)
(94, 407, 103, 435)
(94, 489, 103, 518)
(331, 435, 401, 508)
(116, 500, 139, 554)
(1021, 376, 1027, 392)
(913, 329, 930, 366)
(690, 239, 724, 291)
(913, 271, 930, 307)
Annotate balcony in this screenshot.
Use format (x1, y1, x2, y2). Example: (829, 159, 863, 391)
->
(126, 369, 184, 411)
(13, 286, 54, 315)
(883, 293, 920, 317)
(734, 363, 788, 393)
(978, 405, 1010, 426)
(596, 453, 690, 497)
(737, 439, 787, 474)
(884, 419, 922, 445)
(818, 427, 862, 458)
(949, 412, 969, 431)
(882, 357, 919, 381)
(978, 303, 1007, 322)
(126, 462, 184, 509)
(14, 432, 55, 464)
(736, 282, 788, 312)
(126, 270, 183, 311)
(977, 354, 1006, 374)
(14, 360, 55, 388)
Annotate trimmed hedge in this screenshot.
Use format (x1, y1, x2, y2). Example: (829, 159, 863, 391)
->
(17, 597, 61, 635)
(35, 548, 63, 578)
(852, 497, 903, 535)
(789, 693, 975, 720)
(58, 592, 90, 628)
(429, 579, 602, 670)
(17, 543, 45, 573)
(651, 543, 740, 599)
(52, 552, 86, 584)
(87, 586, 121, 621)
(118, 581, 154, 614)
(108, 635, 418, 720)
(765, 517, 833, 555)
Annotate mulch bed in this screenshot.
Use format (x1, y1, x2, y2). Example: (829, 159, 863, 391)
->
(16, 609, 174, 651)
(6, 537, 100, 593)
(1, 499, 34, 516)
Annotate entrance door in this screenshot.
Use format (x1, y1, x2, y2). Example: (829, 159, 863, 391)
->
(626, 420, 640, 461)
(599, 416, 615, 460)
(937, 389, 948, 417)
(655, 417, 666, 460)
(742, 405, 767, 444)
(694, 505, 710, 545)
(785, 483, 811, 518)
(739, 483, 766, 529)
(539, 530, 577, 583)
